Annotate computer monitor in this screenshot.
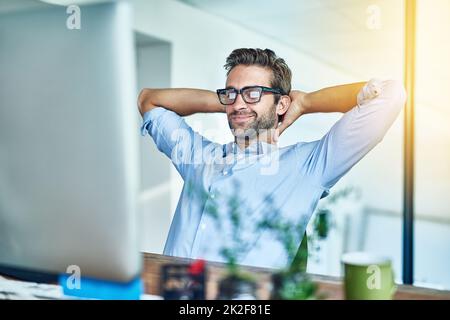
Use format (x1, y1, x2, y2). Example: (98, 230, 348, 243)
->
(0, 1, 141, 283)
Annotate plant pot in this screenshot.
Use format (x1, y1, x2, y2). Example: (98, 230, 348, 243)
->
(216, 274, 258, 300)
(270, 271, 317, 300)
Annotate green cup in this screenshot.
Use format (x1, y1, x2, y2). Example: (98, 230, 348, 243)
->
(341, 252, 396, 300)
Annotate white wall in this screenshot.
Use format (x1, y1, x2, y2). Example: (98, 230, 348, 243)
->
(135, 39, 173, 253)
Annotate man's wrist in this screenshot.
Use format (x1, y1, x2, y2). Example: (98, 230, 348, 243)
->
(290, 90, 310, 116)
(208, 101, 226, 113)
(206, 91, 226, 113)
(300, 92, 311, 115)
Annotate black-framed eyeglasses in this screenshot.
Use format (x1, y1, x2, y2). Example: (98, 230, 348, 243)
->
(216, 85, 284, 105)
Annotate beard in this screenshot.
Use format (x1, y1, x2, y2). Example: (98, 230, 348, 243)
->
(228, 106, 278, 140)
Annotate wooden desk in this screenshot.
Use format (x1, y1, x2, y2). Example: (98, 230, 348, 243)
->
(142, 252, 450, 300)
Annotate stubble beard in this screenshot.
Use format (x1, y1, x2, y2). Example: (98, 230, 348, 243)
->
(229, 106, 278, 142)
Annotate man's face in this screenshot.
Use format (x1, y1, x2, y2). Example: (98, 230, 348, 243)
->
(225, 65, 279, 139)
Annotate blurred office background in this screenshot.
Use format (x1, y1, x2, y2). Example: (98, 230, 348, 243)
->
(1, 0, 449, 289)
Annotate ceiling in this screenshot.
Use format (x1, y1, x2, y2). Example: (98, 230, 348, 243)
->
(177, 0, 405, 78)
(0, 0, 49, 14)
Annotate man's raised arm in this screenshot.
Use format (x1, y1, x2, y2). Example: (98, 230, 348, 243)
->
(300, 82, 367, 114)
(277, 82, 367, 135)
(283, 79, 406, 190)
(137, 88, 224, 117)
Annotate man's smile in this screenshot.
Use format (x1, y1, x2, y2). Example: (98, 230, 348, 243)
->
(231, 114, 255, 124)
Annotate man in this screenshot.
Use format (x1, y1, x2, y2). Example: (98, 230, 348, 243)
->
(138, 48, 406, 269)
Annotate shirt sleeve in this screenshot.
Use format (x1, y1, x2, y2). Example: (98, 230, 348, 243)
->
(140, 107, 214, 180)
(297, 78, 407, 192)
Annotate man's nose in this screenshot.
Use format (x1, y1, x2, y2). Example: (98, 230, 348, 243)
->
(231, 92, 248, 112)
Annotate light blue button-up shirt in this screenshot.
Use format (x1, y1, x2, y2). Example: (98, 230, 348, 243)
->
(140, 79, 406, 269)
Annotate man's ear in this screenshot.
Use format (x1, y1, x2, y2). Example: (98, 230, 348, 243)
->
(276, 95, 291, 116)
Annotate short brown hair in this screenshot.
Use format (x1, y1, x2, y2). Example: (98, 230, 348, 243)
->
(224, 48, 292, 103)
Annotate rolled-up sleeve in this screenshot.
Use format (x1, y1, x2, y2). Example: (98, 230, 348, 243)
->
(298, 78, 407, 191)
(140, 107, 209, 180)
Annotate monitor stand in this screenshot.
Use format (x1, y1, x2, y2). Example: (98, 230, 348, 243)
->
(59, 274, 142, 300)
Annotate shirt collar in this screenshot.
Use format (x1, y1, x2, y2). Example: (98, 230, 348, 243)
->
(222, 140, 277, 157)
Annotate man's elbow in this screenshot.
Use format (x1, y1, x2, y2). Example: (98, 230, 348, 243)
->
(137, 88, 154, 117)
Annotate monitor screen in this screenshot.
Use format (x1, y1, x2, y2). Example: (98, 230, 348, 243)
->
(0, 1, 141, 283)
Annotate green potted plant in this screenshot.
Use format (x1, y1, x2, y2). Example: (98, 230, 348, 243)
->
(187, 181, 259, 300)
(187, 180, 358, 300)
(257, 195, 317, 300)
(213, 186, 259, 300)
(259, 186, 359, 300)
